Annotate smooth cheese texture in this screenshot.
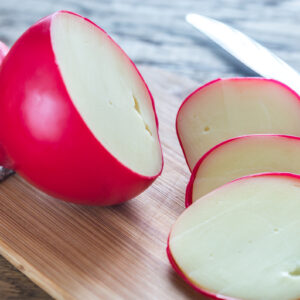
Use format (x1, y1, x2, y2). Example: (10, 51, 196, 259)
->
(169, 174, 300, 300)
(51, 12, 162, 176)
(191, 135, 300, 203)
(177, 78, 300, 170)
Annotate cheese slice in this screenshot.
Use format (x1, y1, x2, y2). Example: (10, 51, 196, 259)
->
(189, 135, 300, 203)
(177, 78, 300, 171)
(169, 174, 300, 300)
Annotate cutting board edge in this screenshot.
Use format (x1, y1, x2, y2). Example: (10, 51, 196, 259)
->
(0, 233, 70, 300)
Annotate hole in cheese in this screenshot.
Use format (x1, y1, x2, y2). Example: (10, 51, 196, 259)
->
(133, 95, 152, 137)
(290, 266, 300, 277)
(203, 126, 210, 133)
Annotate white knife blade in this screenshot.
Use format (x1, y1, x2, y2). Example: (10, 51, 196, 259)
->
(186, 13, 300, 95)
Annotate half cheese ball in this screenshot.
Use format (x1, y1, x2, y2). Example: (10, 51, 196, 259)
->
(168, 173, 300, 300)
(0, 11, 163, 205)
(186, 134, 300, 206)
(176, 78, 300, 171)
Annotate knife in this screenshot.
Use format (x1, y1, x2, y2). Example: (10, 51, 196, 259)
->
(186, 13, 300, 95)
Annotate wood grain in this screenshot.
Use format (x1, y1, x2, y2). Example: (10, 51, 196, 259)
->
(0, 66, 205, 299)
(0, 255, 51, 300)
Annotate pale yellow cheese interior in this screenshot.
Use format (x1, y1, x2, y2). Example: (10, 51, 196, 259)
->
(170, 175, 300, 300)
(51, 12, 162, 176)
(192, 135, 300, 202)
(177, 79, 300, 170)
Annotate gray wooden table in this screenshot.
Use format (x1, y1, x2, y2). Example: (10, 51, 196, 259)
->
(0, 0, 300, 298)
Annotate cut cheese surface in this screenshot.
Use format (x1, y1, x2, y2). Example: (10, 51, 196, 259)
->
(51, 12, 162, 176)
(177, 78, 300, 171)
(169, 174, 300, 300)
(190, 135, 300, 204)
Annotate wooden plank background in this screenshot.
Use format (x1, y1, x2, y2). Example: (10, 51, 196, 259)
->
(1, 0, 300, 82)
(0, 0, 300, 298)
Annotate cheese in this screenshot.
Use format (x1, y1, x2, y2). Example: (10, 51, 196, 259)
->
(177, 78, 300, 170)
(170, 174, 300, 300)
(191, 135, 300, 202)
(51, 12, 162, 176)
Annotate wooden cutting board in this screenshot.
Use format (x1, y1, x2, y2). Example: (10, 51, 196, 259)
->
(0, 66, 208, 300)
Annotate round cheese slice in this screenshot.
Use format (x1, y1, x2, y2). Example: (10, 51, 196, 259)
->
(168, 173, 300, 300)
